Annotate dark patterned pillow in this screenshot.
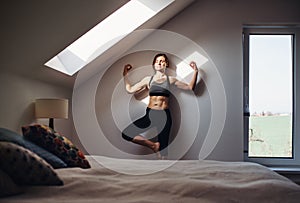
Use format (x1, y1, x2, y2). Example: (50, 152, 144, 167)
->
(0, 142, 63, 186)
(22, 124, 90, 169)
(0, 127, 67, 169)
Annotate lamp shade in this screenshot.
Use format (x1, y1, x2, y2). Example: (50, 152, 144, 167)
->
(35, 98, 68, 119)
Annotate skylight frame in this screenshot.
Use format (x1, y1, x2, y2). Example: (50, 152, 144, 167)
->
(45, 0, 175, 76)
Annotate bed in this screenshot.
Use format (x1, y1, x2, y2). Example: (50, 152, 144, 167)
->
(2, 155, 300, 203)
(1, 125, 300, 202)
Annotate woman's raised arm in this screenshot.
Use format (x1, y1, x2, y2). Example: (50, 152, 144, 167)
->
(123, 64, 150, 94)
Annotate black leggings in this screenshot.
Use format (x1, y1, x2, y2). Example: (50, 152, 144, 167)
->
(122, 108, 172, 156)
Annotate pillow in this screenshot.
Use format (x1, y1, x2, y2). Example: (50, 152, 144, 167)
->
(22, 124, 91, 169)
(0, 169, 23, 197)
(0, 127, 67, 169)
(0, 142, 63, 186)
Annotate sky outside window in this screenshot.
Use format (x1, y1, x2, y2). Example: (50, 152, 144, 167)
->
(249, 35, 293, 115)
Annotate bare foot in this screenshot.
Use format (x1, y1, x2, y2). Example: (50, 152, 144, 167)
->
(152, 142, 160, 153)
(152, 142, 162, 159)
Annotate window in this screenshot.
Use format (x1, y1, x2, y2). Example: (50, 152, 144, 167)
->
(249, 34, 293, 158)
(45, 0, 175, 76)
(243, 26, 300, 167)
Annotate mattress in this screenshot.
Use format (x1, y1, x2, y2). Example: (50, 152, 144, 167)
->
(2, 155, 300, 203)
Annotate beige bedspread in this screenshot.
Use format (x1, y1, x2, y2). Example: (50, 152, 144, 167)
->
(2, 155, 300, 203)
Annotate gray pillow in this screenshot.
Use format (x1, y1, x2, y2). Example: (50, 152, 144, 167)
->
(0, 142, 63, 186)
(0, 169, 22, 197)
(0, 127, 67, 168)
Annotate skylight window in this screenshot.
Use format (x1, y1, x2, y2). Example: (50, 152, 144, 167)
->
(45, 0, 175, 76)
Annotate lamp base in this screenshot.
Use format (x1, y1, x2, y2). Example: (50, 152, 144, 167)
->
(49, 118, 54, 130)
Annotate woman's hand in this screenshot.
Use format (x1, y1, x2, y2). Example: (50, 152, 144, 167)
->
(189, 61, 198, 72)
(123, 64, 132, 76)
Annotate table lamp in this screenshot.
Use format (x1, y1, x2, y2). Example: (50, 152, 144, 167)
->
(35, 98, 68, 130)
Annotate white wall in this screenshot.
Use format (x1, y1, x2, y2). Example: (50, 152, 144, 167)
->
(69, 0, 300, 160)
(159, 0, 299, 160)
(1, 1, 298, 160)
(0, 71, 80, 149)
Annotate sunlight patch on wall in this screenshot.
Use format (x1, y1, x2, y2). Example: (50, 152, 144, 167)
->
(45, 0, 175, 76)
(176, 51, 208, 79)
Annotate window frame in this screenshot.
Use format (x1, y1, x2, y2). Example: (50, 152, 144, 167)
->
(243, 26, 300, 167)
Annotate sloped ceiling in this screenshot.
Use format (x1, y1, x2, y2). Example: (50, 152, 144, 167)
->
(1, 0, 194, 89)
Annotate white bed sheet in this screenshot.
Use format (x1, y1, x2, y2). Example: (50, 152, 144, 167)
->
(2, 155, 300, 203)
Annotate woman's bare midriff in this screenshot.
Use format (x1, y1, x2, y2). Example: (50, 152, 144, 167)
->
(148, 96, 169, 110)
